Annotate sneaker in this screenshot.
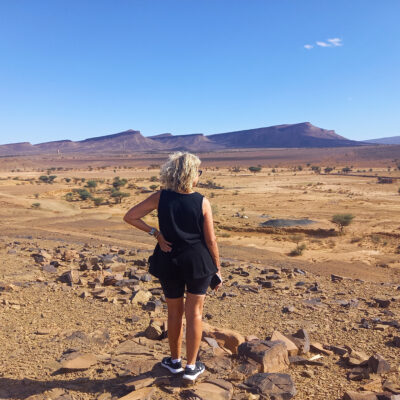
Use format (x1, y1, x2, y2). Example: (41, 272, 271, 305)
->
(161, 356, 183, 374)
(182, 361, 205, 381)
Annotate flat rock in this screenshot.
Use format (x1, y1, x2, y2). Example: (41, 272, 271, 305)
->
(347, 367, 370, 381)
(238, 340, 289, 373)
(310, 342, 333, 356)
(345, 350, 369, 367)
(114, 340, 154, 356)
(288, 355, 324, 366)
(124, 375, 155, 390)
(202, 321, 245, 354)
(234, 359, 260, 377)
(243, 373, 296, 400)
(383, 380, 400, 394)
(343, 392, 378, 400)
(187, 379, 233, 400)
(59, 352, 97, 371)
(35, 328, 53, 335)
(374, 298, 391, 308)
(117, 387, 155, 400)
(123, 358, 159, 376)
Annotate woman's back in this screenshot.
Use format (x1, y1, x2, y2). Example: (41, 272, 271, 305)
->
(157, 189, 205, 251)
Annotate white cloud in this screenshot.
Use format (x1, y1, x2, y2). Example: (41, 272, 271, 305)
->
(316, 41, 331, 47)
(304, 38, 343, 50)
(327, 38, 343, 47)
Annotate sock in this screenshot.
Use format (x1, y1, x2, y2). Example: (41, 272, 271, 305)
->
(171, 358, 181, 363)
(186, 364, 195, 370)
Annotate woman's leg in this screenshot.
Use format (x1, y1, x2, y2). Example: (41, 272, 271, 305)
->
(184, 292, 206, 365)
(166, 296, 185, 359)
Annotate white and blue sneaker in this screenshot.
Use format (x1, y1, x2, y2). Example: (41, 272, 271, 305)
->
(182, 361, 205, 381)
(161, 356, 184, 374)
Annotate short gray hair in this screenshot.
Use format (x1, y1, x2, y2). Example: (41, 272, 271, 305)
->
(160, 151, 201, 192)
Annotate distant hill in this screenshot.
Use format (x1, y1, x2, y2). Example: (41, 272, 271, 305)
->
(362, 136, 400, 145)
(0, 122, 373, 156)
(207, 122, 361, 148)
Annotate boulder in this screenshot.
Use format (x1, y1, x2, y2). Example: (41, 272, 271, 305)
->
(31, 251, 52, 265)
(243, 373, 296, 399)
(42, 264, 58, 273)
(368, 354, 391, 373)
(110, 263, 127, 273)
(62, 249, 78, 261)
(374, 298, 391, 308)
(237, 340, 289, 373)
(288, 328, 310, 354)
(132, 290, 152, 305)
(270, 331, 298, 356)
(202, 322, 245, 354)
(144, 320, 164, 340)
(60, 270, 80, 286)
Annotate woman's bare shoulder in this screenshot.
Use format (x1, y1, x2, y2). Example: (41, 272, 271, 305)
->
(202, 196, 211, 214)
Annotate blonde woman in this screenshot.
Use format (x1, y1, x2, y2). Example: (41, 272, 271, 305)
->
(123, 151, 222, 381)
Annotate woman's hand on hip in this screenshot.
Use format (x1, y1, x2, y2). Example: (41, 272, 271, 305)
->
(157, 233, 172, 252)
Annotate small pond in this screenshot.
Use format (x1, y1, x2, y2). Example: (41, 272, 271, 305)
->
(260, 218, 316, 227)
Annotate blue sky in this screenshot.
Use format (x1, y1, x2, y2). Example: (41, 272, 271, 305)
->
(0, 0, 399, 145)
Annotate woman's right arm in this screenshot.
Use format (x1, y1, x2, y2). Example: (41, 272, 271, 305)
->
(202, 197, 221, 273)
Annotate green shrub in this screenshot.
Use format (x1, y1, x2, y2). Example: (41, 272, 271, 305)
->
(311, 165, 321, 173)
(92, 197, 103, 207)
(39, 175, 56, 184)
(289, 234, 305, 245)
(31, 202, 41, 209)
(331, 213, 354, 234)
(111, 190, 130, 204)
(289, 243, 306, 256)
(76, 189, 91, 201)
(249, 166, 262, 174)
(86, 180, 97, 189)
(113, 177, 128, 189)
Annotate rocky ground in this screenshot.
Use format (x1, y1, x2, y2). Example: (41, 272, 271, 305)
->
(1, 237, 399, 400)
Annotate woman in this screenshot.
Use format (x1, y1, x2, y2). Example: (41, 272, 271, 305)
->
(123, 151, 222, 381)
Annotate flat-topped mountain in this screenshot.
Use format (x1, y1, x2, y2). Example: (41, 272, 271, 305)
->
(362, 135, 400, 145)
(0, 122, 373, 155)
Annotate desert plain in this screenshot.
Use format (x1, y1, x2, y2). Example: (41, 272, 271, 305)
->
(0, 147, 400, 400)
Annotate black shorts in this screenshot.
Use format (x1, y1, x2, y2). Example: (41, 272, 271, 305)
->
(159, 274, 213, 299)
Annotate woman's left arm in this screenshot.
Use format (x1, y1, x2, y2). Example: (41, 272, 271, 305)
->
(123, 190, 172, 252)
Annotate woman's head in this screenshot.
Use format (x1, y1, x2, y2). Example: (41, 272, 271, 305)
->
(160, 151, 201, 192)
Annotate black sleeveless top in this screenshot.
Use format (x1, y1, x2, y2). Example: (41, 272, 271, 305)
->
(148, 189, 218, 280)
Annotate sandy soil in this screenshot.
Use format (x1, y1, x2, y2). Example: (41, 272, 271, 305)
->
(0, 151, 399, 399)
